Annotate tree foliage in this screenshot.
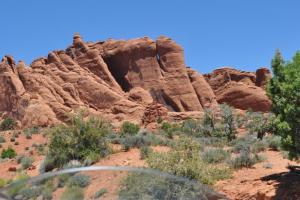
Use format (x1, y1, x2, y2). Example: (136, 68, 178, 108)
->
(267, 50, 300, 159)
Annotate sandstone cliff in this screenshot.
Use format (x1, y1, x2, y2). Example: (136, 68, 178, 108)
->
(0, 34, 271, 127)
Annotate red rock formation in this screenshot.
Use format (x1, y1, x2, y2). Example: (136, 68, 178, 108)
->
(205, 68, 271, 112)
(0, 35, 271, 127)
(256, 67, 272, 88)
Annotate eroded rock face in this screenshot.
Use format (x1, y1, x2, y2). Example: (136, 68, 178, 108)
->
(256, 67, 272, 88)
(204, 68, 271, 112)
(0, 35, 271, 127)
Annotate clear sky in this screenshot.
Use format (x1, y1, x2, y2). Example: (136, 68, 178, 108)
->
(1, 0, 300, 73)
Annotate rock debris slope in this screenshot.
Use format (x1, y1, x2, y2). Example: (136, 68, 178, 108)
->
(0, 34, 271, 127)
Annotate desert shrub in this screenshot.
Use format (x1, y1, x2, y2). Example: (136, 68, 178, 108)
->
(119, 173, 225, 200)
(229, 135, 257, 153)
(119, 132, 170, 151)
(47, 114, 112, 168)
(24, 127, 40, 136)
(68, 174, 90, 188)
(201, 148, 230, 163)
(251, 140, 268, 153)
(235, 113, 246, 128)
(0, 135, 6, 143)
(21, 156, 34, 169)
(16, 154, 25, 164)
(24, 132, 32, 139)
(196, 137, 227, 148)
(181, 119, 202, 137)
(147, 137, 231, 185)
(12, 132, 18, 138)
(201, 108, 218, 137)
(83, 151, 100, 166)
(94, 188, 108, 199)
(244, 111, 275, 139)
(7, 173, 30, 197)
(0, 178, 7, 188)
(35, 144, 45, 155)
(61, 186, 84, 200)
(160, 121, 181, 139)
(265, 135, 282, 150)
(120, 121, 139, 137)
(220, 104, 237, 141)
(17, 186, 43, 200)
(263, 163, 273, 169)
(0, 118, 16, 131)
(230, 149, 263, 169)
(140, 146, 153, 159)
(1, 146, 16, 159)
(57, 174, 71, 188)
(14, 141, 19, 145)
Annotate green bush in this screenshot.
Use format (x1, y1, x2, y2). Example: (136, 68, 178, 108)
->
(220, 104, 237, 141)
(61, 186, 84, 200)
(119, 173, 225, 200)
(147, 137, 231, 185)
(120, 121, 139, 136)
(0, 178, 7, 188)
(1, 146, 16, 159)
(197, 137, 227, 148)
(266, 135, 282, 150)
(201, 148, 230, 163)
(7, 173, 30, 197)
(230, 135, 257, 153)
(24, 127, 40, 135)
(94, 188, 108, 199)
(68, 174, 90, 188)
(201, 109, 218, 137)
(21, 156, 34, 169)
(244, 111, 275, 139)
(160, 121, 181, 139)
(119, 132, 170, 151)
(17, 186, 43, 200)
(140, 146, 153, 159)
(47, 115, 112, 169)
(57, 174, 71, 188)
(181, 119, 201, 137)
(251, 140, 268, 153)
(83, 151, 100, 166)
(0, 118, 16, 131)
(230, 149, 263, 169)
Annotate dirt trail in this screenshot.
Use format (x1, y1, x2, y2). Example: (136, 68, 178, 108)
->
(215, 150, 300, 200)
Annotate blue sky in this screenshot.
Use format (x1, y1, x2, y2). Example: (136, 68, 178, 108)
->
(1, 0, 300, 73)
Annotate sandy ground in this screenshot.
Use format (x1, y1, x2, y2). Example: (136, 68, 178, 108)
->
(215, 150, 300, 200)
(52, 146, 170, 200)
(0, 130, 47, 180)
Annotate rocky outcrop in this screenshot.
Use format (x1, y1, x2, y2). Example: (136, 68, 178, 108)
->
(256, 68, 272, 88)
(204, 67, 271, 112)
(0, 35, 271, 127)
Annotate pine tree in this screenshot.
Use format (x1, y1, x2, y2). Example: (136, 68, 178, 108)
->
(268, 50, 300, 159)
